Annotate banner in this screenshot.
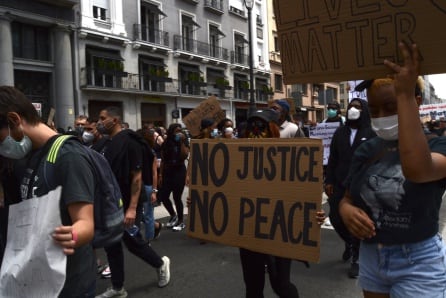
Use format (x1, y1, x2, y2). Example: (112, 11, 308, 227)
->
(309, 122, 340, 166)
(419, 103, 446, 121)
(187, 138, 323, 263)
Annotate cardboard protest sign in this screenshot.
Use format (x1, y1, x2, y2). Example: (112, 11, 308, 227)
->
(274, 1, 446, 83)
(182, 96, 226, 137)
(309, 122, 340, 166)
(186, 138, 323, 263)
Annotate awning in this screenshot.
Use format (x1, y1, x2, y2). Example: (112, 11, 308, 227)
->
(87, 49, 123, 61)
(191, 19, 201, 29)
(216, 28, 226, 38)
(140, 57, 166, 67)
(149, 5, 167, 18)
(180, 65, 200, 73)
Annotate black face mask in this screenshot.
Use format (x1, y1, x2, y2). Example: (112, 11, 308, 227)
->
(97, 120, 113, 135)
(75, 125, 84, 136)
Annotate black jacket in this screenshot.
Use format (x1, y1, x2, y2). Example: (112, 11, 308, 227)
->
(325, 99, 376, 199)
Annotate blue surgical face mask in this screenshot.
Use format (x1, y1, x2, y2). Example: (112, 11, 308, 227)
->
(0, 127, 33, 159)
(327, 109, 338, 118)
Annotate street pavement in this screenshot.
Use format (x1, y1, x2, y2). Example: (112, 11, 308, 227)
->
(94, 188, 446, 298)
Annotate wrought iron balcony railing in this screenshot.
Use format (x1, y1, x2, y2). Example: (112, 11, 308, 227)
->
(204, 0, 224, 14)
(174, 35, 229, 60)
(230, 51, 249, 66)
(133, 25, 169, 47)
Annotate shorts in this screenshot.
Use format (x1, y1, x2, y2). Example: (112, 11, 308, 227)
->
(359, 234, 446, 297)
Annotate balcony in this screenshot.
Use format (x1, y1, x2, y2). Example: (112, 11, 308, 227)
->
(80, 67, 233, 98)
(230, 51, 249, 66)
(80, 67, 178, 94)
(133, 25, 169, 47)
(269, 51, 281, 63)
(173, 35, 229, 60)
(204, 0, 224, 15)
(229, 6, 246, 18)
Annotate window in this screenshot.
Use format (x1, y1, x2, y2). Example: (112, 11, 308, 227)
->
(92, 0, 109, 21)
(274, 36, 280, 52)
(234, 34, 246, 64)
(274, 74, 283, 92)
(12, 22, 50, 61)
(340, 83, 345, 94)
(93, 6, 107, 21)
(181, 15, 196, 51)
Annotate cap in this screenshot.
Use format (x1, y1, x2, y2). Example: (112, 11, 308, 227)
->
(276, 99, 290, 112)
(248, 109, 279, 124)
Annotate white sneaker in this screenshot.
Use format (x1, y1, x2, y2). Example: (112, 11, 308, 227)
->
(95, 287, 128, 298)
(101, 265, 111, 279)
(166, 215, 178, 228)
(172, 222, 186, 232)
(157, 256, 171, 288)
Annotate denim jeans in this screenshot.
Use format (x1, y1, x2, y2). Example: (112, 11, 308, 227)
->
(143, 185, 155, 240)
(359, 234, 446, 297)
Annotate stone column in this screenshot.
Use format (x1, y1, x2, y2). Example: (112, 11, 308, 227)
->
(0, 12, 14, 86)
(53, 24, 75, 129)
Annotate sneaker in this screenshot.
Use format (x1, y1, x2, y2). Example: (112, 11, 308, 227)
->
(348, 262, 359, 278)
(172, 222, 186, 232)
(95, 286, 128, 298)
(101, 265, 111, 279)
(154, 222, 162, 239)
(97, 263, 108, 274)
(166, 215, 178, 228)
(157, 256, 171, 288)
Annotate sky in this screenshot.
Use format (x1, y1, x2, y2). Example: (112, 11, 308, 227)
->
(428, 74, 446, 99)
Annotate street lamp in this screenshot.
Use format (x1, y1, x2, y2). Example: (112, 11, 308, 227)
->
(244, 0, 256, 117)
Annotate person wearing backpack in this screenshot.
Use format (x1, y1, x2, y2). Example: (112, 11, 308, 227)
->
(158, 123, 190, 231)
(95, 106, 170, 298)
(0, 86, 96, 297)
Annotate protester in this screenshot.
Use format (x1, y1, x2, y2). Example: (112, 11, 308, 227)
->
(0, 86, 96, 297)
(74, 115, 90, 138)
(137, 128, 162, 241)
(158, 123, 190, 231)
(323, 101, 345, 125)
(239, 108, 299, 298)
(339, 43, 446, 297)
(95, 107, 170, 297)
(270, 99, 305, 138)
(324, 98, 376, 278)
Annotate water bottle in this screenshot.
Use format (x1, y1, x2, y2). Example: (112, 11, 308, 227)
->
(126, 225, 139, 237)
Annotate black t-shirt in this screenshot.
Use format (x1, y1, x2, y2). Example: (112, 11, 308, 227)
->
(100, 130, 143, 209)
(18, 140, 96, 298)
(347, 136, 446, 244)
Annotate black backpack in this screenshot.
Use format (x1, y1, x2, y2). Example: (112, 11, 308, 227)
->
(43, 135, 124, 248)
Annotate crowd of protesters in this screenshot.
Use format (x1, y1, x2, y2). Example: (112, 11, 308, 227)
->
(1, 43, 446, 297)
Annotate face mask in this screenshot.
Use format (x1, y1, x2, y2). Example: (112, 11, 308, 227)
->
(371, 114, 399, 140)
(82, 131, 94, 144)
(347, 107, 361, 120)
(327, 109, 338, 118)
(211, 128, 219, 138)
(97, 120, 113, 135)
(75, 125, 84, 136)
(0, 128, 33, 159)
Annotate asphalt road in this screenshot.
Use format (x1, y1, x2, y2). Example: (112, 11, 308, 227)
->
(94, 190, 446, 298)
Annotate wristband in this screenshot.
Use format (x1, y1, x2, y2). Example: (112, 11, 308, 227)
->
(71, 230, 78, 242)
(152, 188, 159, 193)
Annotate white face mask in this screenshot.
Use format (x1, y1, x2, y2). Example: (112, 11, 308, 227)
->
(347, 107, 361, 120)
(82, 131, 94, 144)
(371, 114, 399, 140)
(0, 127, 33, 159)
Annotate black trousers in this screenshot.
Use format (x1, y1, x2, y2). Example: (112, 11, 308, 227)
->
(328, 191, 360, 262)
(104, 208, 163, 289)
(239, 248, 299, 298)
(158, 164, 186, 222)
